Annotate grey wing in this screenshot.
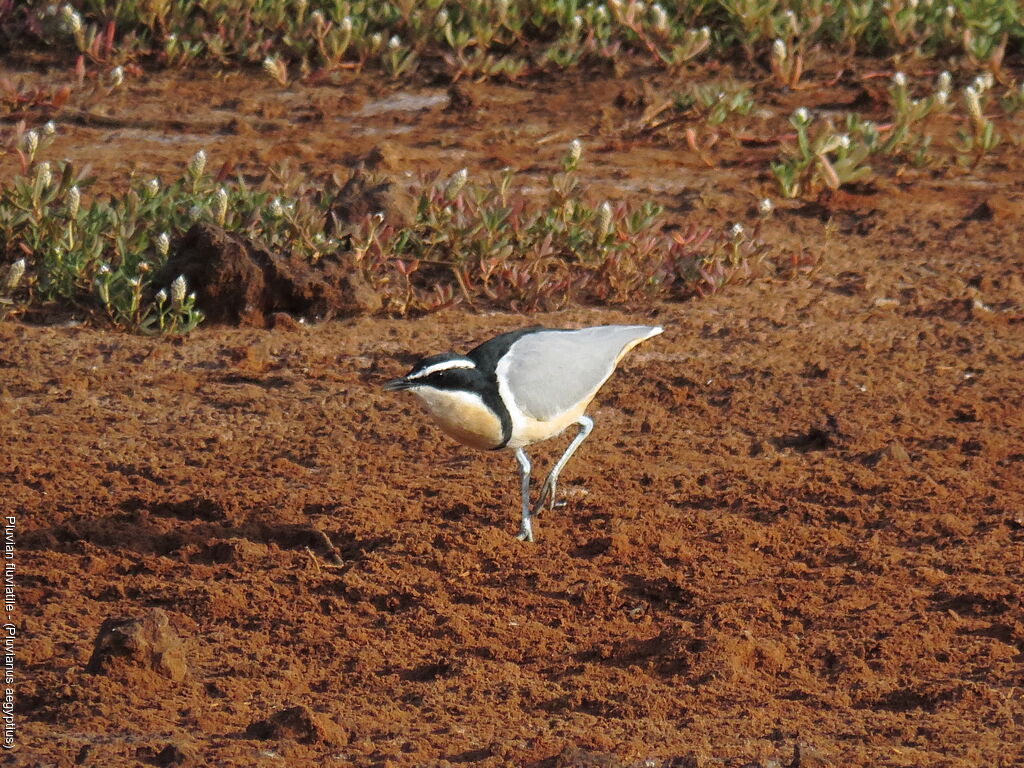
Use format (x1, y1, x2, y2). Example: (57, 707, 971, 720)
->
(500, 325, 662, 421)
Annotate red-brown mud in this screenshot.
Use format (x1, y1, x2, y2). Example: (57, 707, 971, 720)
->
(4, 61, 1024, 766)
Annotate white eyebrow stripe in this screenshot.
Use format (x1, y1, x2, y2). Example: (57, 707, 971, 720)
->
(406, 359, 477, 380)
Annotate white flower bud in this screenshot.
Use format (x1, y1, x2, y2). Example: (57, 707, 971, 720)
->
(109, 66, 124, 88)
(651, 4, 667, 31)
(61, 4, 82, 35)
(794, 107, 811, 123)
(435, 9, 448, 28)
(341, 16, 352, 33)
(156, 232, 170, 258)
(597, 201, 613, 241)
(388, 35, 402, 50)
(444, 168, 468, 199)
(964, 86, 982, 124)
(370, 32, 383, 49)
(23, 130, 38, 158)
(784, 8, 798, 34)
(36, 161, 52, 188)
(155, 288, 168, 304)
(936, 71, 951, 93)
(146, 177, 160, 197)
(935, 89, 949, 105)
(892, 71, 907, 88)
(772, 38, 786, 61)
(571, 13, 583, 32)
(67, 185, 80, 217)
(214, 186, 228, 225)
(730, 222, 744, 238)
(759, 198, 774, 215)
(838, 134, 851, 149)
(188, 149, 207, 179)
(43, 121, 56, 136)
(5, 259, 25, 291)
(568, 138, 583, 165)
(268, 198, 284, 217)
(171, 275, 187, 306)
(945, 4, 954, 17)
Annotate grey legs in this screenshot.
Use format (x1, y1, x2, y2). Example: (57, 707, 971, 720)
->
(514, 448, 533, 542)
(533, 415, 593, 517)
(513, 415, 594, 543)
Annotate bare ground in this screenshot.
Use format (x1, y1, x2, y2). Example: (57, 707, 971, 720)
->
(4, 60, 1024, 766)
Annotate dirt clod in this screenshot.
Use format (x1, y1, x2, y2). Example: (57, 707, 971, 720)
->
(329, 165, 416, 229)
(85, 608, 187, 683)
(245, 705, 347, 746)
(554, 746, 630, 767)
(789, 743, 833, 768)
(446, 81, 485, 113)
(879, 441, 910, 464)
(154, 740, 198, 767)
(971, 194, 1024, 223)
(163, 222, 382, 326)
(195, 537, 269, 564)
(272, 311, 302, 331)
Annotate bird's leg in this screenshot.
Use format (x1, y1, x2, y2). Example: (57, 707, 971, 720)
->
(513, 448, 534, 542)
(533, 415, 593, 517)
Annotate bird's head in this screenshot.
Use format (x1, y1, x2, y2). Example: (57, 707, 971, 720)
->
(383, 353, 485, 394)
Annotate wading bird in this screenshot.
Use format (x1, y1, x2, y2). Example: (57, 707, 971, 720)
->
(384, 325, 662, 541)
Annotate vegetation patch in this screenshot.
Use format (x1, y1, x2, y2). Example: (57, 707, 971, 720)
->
(1, 1, 1022, 333)
(0, 138, 795, 332)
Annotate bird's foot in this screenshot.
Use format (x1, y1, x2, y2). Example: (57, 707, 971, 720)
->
(515, 520, 535, 543)
(532, 479, 558, 517)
